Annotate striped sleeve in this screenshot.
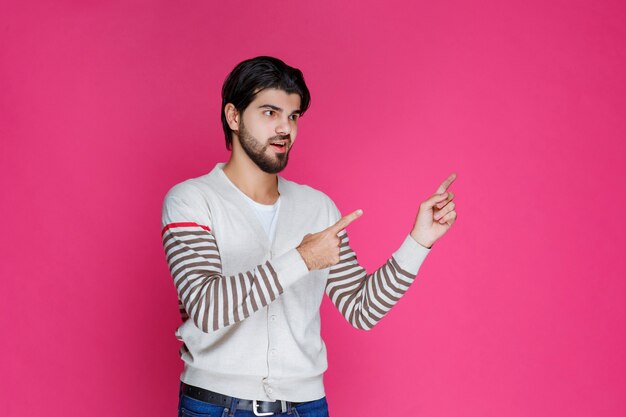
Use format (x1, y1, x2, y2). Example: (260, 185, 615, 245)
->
(325, 209, 431, 331)
(161, 194, 309, 333)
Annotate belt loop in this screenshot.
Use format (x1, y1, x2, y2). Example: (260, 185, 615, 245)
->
(228, 397, 239, 416)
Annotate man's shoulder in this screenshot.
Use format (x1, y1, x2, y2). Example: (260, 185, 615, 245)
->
(165, 178, 205, 200)
(161, 169, 222, 224)
(164, 166, 221, 202)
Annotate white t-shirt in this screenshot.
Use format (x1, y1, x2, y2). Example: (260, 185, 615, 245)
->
(225, 180, 281, 243)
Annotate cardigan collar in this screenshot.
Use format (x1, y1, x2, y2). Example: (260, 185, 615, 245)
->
(211, 162, 291, 253)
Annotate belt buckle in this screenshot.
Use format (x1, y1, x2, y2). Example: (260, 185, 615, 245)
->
(253, 399, 274, 416)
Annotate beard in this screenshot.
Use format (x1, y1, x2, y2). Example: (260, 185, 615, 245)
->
(237, 119, 291, 174)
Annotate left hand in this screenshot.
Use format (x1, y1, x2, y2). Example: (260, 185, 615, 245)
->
(410, 173, 458, 248)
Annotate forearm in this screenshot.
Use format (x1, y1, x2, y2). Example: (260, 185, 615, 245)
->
(326, 232, 430, 330)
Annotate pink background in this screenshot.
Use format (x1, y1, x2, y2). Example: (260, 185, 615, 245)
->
(2, 1, 625, 416)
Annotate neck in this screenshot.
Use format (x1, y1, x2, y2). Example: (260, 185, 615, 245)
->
(222, 143, 280, 205)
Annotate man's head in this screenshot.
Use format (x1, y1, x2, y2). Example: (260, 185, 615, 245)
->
(221, 57, 311, 173)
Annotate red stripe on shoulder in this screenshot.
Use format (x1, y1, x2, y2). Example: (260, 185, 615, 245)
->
(161, 222, 211, 237)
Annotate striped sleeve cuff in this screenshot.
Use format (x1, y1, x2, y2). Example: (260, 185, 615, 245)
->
(390, 233, 431, 277)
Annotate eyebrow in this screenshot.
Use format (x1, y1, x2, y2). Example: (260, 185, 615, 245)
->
(258, 104, 301, 115)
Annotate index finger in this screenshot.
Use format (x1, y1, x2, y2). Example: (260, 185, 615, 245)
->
(435, 172, 457, 194)
(326, 209, 363, 235)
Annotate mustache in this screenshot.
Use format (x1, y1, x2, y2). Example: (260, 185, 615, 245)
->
(269, 134, 291, 141)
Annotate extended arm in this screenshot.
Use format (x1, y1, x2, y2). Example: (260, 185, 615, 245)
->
(324, 172, 458, 330)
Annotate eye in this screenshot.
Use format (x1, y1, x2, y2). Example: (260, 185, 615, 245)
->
(289, 114, 299, 121)
(263, 110, 274, 116)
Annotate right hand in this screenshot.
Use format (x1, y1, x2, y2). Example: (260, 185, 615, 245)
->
(296, 209, 363, 271)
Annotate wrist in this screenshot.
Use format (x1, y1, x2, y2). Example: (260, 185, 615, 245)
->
(295, 246, 312, 271)
(410, 230, 433, 249)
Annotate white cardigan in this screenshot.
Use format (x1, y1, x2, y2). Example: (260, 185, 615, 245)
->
(161, 162, 431, 402)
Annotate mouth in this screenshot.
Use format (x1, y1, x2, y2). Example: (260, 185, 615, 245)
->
(269, 140, 289, 153)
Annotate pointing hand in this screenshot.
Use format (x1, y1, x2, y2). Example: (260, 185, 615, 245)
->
(296, 209, 363, 271)
(410, 173, 458, 249)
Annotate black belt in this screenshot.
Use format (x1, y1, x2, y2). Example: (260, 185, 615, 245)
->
(181, 382, 304, 415)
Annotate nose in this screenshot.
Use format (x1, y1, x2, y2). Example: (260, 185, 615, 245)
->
(275, 116, 292, 136)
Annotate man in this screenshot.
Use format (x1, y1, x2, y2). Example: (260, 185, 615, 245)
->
(161, 56, 457, 417)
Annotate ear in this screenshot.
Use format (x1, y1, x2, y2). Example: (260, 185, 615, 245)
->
(224, 103, 240, 131)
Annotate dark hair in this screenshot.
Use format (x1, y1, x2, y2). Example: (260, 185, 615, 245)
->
(221, 56, 311, 150)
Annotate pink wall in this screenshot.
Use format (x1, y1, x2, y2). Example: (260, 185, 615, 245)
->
(2, 1, 625, 416)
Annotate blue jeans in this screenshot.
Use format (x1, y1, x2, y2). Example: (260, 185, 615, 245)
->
(178, 383, 330, 417)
